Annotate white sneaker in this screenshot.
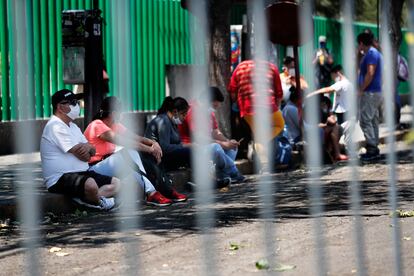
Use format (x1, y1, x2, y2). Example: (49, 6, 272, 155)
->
(72, 197, 102, 209)
(99, 197, 115, 211)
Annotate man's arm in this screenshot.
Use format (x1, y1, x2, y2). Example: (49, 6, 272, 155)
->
(307, 86, 335, 98)
(68, 143, 95, 162)
(211, 129, 239, 150)
(359, 64, 376, 95)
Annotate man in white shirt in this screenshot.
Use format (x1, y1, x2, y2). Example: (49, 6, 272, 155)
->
(306, 64, 351, 125)
(40, 89, 120, 210)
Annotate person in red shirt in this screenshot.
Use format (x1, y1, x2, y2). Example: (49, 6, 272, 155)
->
(228, 59, 285, 167)
(178, 87, 245, 183)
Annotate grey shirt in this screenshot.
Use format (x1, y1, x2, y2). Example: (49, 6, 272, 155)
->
(144, 113, 184, 154)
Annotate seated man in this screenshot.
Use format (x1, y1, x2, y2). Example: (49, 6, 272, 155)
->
(303, 96, 348, 163)
(178, 87, 245, 183)
(40, 89, 120, 210)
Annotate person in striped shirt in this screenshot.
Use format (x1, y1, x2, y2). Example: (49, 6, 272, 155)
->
(228, 59, 284, 169)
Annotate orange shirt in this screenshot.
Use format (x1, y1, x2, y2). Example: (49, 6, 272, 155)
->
(84, 119, 126, 163)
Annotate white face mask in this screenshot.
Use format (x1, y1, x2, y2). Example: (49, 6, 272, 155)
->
(172, 116, 182, 125)
(335, 76, 341, 82)
(67, 104, 80, 120)
(208, 107, 216, 113)
(288, 68, 296, 77)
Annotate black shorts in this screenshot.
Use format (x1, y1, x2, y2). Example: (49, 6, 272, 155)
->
(48, 171, 113, 199)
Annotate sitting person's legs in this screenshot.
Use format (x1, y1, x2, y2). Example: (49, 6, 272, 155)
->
(49, 171, 119, 205)
(89, 149, 156, 195)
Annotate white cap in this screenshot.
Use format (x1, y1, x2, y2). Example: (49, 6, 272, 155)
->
(319, 35, 327, 43)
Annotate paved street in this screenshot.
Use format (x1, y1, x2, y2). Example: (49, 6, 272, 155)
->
(0, 141, 413, 275)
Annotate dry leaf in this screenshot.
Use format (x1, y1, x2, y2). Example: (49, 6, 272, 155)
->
(49, 247, 62, 253)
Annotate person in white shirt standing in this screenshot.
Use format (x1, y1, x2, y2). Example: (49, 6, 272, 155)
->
(40, 89, 120, 210)
(306, 64, 351, 125)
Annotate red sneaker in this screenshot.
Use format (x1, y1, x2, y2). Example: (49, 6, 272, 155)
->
(170, 189, 187, 202)
(336, 154, 349, 161)
(146, 191, 172, 207)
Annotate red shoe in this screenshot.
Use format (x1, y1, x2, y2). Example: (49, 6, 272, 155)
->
(146, 191, 172, 207)
(170, 189, 187, 202)
(336, 154, 349, 161)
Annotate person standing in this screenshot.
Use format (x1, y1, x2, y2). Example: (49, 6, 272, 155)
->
(313, 35, 334, 89)
(357, 32, 383, 161)
(228, 59, 284, 169)
(306, 64, 351, 125)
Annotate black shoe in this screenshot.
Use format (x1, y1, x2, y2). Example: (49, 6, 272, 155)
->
(360, 152, 380, 161)
(216, 177, 231, 189)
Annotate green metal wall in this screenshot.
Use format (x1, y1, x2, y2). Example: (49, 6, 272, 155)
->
(0, 3, 410, 122)
(0, 0, 194, 122)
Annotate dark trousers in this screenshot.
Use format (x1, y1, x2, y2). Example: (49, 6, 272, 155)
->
(161, 147, 192, 172)
(140, 152, 174, 197)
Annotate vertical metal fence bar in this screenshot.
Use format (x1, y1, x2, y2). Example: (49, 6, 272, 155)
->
(40, 0, 50, 117)
(140, 0, 151, 110)
(300, 0, 328, 275)
(130, 0, 138, 111)
(187, 1, 217, 274)
(136, 0, 144, 110)
(409, 0, 414, 171)
(110, 0, 141, 274)
(56, 0, 64, 90)
(48, 0, 57, 96)
(33, 0, 43, 118)
(249, 0, 277, 268)
(158, 0, 165, 106)
(341, 1, 367, 275)
(148, 0, 155, 110)
(0, 0, 10, 121)
(153, 0, 160, 108)
(11, 0, 41, 274)
(25, 0, 35, 119)
(380, 1, 403, 275)
(6, 0, 16, 120)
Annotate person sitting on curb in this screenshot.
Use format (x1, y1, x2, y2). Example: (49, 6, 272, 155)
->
(303, 96, 348, 163)
(85, 97, 187, 207)
(40, 89, 120, 210)
(178, 87, 245, 183)
(145, 96, 234, 187)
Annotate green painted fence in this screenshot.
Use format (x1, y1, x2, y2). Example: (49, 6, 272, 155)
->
(0, 0, 194, 121)
(0, 2, 410, 122)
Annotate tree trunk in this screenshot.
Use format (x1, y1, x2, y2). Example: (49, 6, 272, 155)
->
(386, 0, 405, 69)
(207, 0, 233, 137)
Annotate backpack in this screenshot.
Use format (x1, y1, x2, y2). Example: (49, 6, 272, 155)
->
(397, 54, 409, 82)
(272, 129, 293, 167)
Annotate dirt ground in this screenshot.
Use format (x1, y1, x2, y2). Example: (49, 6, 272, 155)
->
(1, 145, 414, 276)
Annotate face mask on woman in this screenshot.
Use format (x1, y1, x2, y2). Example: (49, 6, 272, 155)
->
(67, 104, 80, 120)
(172, 116, 182, 125)
(288, 68, 296, 77)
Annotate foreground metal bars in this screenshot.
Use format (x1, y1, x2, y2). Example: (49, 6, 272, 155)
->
(8, 0, 414, 275)
(342, 1, 367, 275)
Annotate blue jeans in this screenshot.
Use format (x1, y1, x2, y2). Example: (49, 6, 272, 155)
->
(209, 143, 239, 178)
(89, 149, 156, 194)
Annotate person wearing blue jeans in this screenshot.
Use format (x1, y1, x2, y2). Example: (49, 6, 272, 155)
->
(357, 31, 383, 161)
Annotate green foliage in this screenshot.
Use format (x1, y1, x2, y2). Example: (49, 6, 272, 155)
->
(314, 0, 408, 26)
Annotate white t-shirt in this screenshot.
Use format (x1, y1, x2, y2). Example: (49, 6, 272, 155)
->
(40, 115, 89, 189)
(330, 78, 352, 113)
